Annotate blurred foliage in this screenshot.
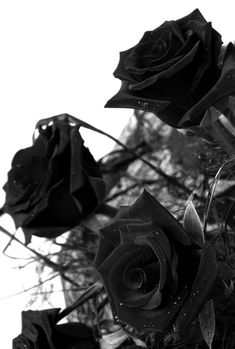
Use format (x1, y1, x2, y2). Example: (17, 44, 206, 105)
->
(5, 110, 235, 348)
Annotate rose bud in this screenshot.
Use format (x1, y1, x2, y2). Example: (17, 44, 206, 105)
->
(94, 190, 218, 337)
(13, 309, 98, 349)
(3, 114, 106, 243)
(105, 9, 235, 128)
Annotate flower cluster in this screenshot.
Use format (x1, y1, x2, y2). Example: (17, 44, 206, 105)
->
(2, 8, 235, 349)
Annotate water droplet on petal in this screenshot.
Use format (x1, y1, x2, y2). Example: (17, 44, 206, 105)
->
(137, 101, 149, 109)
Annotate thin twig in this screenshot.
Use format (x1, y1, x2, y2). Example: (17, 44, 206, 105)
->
(79, 119, 195, 196)
(0, 226, 82, 288)
(0, 273, 60, 300)
(0, 225, 66, 272)
(105, 179, 158, 202)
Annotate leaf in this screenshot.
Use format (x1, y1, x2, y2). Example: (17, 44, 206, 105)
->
(200, 106, 221, 127)
(100, 328, 129, 349)
(218, 261, 235, 281)
(219, 114, 235, 137)
(183, 201, 205, 248)
(199, 106, 235, 156)
(199, 299, 215, 349)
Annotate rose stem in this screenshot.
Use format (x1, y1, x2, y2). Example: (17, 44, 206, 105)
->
(56, 282, 103, 322)
(0, 225, 81, 288)
(76, 117, 204, 202)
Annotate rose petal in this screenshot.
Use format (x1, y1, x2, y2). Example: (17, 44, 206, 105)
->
(114, 284, 189, 332)
(99, 243, 160, 308)
(129, 41, 200, 90)
(178, 42, 235, 126)
(135, 234, 169, 292)
(119, 221, 155, 243)
(118, 190, 191, 245)
(94, 219, 142, 268)
(105, 81, 171, 114)
(176, 9, 207, 27)
(175, 243, 218, 336)
(22, 179, 81, 239)
(21, 308, 60, 347)
(111, 254, 159, 307)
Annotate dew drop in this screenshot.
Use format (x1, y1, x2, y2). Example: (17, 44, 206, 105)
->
(137, 101, 149, 109)
(227, 74, 231, 79)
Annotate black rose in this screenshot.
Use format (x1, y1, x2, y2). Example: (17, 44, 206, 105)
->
(94, 191, 218, 337)
(3, 114, 106, 242)
(12, 309, 98, 349)
(105, 9, 235, 128)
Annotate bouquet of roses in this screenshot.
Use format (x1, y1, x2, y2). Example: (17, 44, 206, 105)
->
(1, 8, 235, 349)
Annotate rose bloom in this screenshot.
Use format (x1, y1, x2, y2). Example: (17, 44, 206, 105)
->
(13, 309, 98, 349)
(3, 114, 106, 242)
(94, 191, 218, 336)
(106, 9, 235, 128)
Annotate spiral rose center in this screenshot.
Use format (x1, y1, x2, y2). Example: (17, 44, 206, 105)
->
(127, 268, 146, 290)
(152, 38, 167, 54)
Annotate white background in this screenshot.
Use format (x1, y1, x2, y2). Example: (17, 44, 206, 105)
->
(0, 1, 234, 347)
